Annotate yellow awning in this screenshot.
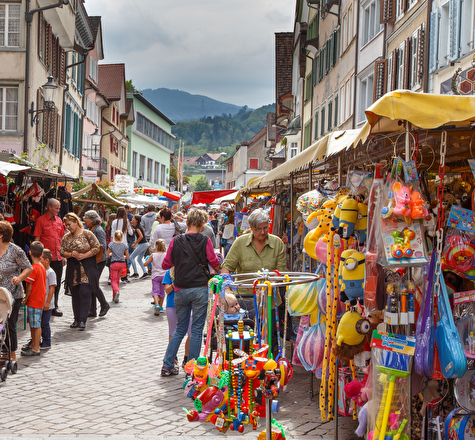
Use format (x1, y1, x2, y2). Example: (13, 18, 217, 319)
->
(354, 90, 475, 145)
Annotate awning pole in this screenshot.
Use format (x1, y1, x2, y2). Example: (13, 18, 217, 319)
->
(290, 173, 294, 271)
(338, 153, 342, 186)
(405, 121, 411, 161)
(309, 163, 313, 191)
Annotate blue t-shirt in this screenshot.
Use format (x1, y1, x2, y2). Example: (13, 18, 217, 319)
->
(163, 269, 174, 308)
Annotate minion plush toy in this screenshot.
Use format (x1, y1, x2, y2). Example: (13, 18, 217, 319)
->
(355, 202, 368, 246)
(337, 197, 359, 239)
(339, 249, 365, 304)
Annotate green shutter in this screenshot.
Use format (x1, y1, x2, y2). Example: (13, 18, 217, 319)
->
(64, 104, 71, 152)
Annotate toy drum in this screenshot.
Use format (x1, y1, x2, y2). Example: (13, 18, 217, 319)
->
(445, 408, 475, 440)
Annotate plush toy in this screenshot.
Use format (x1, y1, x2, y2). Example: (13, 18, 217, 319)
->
(339, 249, 366, 304)
(332, 195, 349, 231)
(344, 370, 369, 406)
(410, 190, 429, 219)
(333, 310, 370, 361)
(356, 402, 369, 437)
(303, 207, 333, 259)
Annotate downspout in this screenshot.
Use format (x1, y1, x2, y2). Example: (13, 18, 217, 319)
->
(423, 0, 432, 92)
(23, 0, 68, 156)
(352, 0, 360, 129)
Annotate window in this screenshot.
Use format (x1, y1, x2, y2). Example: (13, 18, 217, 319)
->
(342, 13, 348, 52)
(89, 57, 98, 83)
(395, 0, 404, 19)
(321, 106, 326, 136)
(227, 162, 233, 173)
(132, 152, 137, 178)
(359, 73, 374, 123)
(121, 146, 126, 163)
(0, 4, 20, 47)
(0, 86, 18, 131)
(147, 158, 153, 182)
(387, 52, 394, 92)
(303, 121, 312, 149)
(154, 161, 159, 184)
(397, 41, 406, 89)
(411, 30, 419, 89)
(362, 0, 382, 45)
(290, 142, 298, 158)
(249, 158, 259, 169)
(328, 99, 333, 131)
(136, 113, 175, 153)
(139, 154, 145, 179)
(160, 164, 166, 186)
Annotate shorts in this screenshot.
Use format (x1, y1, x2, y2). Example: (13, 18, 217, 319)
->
(152, 276, 165, 298)
(27, 306, 42, 328)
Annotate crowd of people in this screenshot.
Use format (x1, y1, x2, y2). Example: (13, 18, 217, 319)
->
(0, 197, 287, 380)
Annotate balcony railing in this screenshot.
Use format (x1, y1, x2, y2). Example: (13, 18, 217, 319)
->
(87, 157, 107, 173)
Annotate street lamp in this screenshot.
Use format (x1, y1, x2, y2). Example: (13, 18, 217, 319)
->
(29, 76, 58, 126)
(91, 126, 117, 160)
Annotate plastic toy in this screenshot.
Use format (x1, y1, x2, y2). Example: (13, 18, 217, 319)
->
(331, 195, 349, 232)
(338, 249, 365, 304)
(392, 182, 412, 220)
(303, 207, 333, 260)
(410, 190, 428, 219)
(443, 234, 475, 274)
(390, 228, 415, 259)
(335, 310, 371, 346)
(381, 190, 395, 219)
(337, 197, 359, 239)
(186, 386, 226, 422)
(355, 202, 368, 246)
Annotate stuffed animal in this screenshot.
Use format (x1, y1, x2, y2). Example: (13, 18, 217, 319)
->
(355, 202, 368, 246)
(339, 249, 366, 304)
(338, 197, 359, 239)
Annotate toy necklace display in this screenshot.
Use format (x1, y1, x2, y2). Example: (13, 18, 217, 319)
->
(182, 272, 318, 439)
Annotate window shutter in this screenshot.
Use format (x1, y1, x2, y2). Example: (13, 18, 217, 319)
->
(404, 38, 411, 89)
(249, 158, 259, 169)
(391, 49, 398, 90)
(315, 111, 319, 139)
(46, 24, 52, 70)
(374, 59, 388, 100)
(38, 12, 43, 58)
(64, 104, 70, 152)
(59, 49, 66, 85)
(334, 94, 339, 127)
(381, 0, 395, 23)
(448, 0, 459, 61)
(417, 24, 425, 85)
(429, 11, 438, 72)
(312, 57, 317, 86)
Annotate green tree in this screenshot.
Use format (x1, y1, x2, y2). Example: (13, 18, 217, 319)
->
(194, 176, 211, 191)
(126, 79, 142, 94)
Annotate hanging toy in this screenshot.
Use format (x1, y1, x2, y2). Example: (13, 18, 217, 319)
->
(355, 202, 368, 246)
(333, 310, 371, 361)
(339, 249, 366, 304)
(391, 182, 412, 222)
(332, 195, 349, 231)
(443, 234, 475, 275)
(338, 197, 359, 239)
(390, 228, 416, 259)
(410, 190, 429, 219)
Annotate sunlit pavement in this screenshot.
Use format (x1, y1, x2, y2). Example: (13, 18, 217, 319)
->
(1, 270, 358, 439)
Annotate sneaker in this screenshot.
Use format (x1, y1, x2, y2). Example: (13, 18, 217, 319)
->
(124, 278, 130, 283)
(161, 366, 179, 377)
(113, 292, 119, 303)
(182, 358, 188, 369)
(40, 343, 51, 350)
(154, 305, 160, 316)
(22, 339, 32, 350)
(140, 273, 150, 279)
(160, 306, 164, 312)
(130, 273, 139, 279)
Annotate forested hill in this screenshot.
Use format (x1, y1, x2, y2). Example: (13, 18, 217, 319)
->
(141, 88, 242, 122)
(171, 104, 274, 157)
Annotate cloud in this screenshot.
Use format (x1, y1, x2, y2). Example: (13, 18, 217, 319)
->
(86, 0, 294, 108)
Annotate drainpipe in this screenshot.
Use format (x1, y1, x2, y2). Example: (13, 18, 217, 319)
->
(23, 0, 69, 155)
(352, 0, 360, 129)
(423, 0, 432, 92)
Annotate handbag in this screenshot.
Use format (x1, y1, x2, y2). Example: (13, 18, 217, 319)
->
(105, 256, 111, 267)
(95, 245, 104, 264)
(220, 238, 227, 247)
(181, 235, 212, 280)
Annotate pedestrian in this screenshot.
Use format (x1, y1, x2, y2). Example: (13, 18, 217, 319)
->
(111, 207, 133, 283)
(105, 213, 117, 246)
(150, 207, 185, 248)
(129, 215, 150, 279)
(21, 241, 46, 356)
(83, 210, 110, 318)
(107, 230, 129, 304)
(60, 213, 102, 331)
(38, 249, 56, 350)
(0, 220, 32, 362)
(163, 267, 191, 370)
(143, 239, 166, 316)
(140, 205, 156, 243)
(161, 208, 220, 377)
(33, 198, 65, 317)
(221, 209, 236, 256)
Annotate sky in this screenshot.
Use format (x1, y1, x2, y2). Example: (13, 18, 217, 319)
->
(86, 0, 295, 109)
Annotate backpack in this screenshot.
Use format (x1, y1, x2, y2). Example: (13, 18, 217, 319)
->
(172, 218, 186, 237)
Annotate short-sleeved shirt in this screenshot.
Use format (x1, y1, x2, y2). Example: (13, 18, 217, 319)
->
(45, 267, 57, 306)
(222, 232, 287, 297)
(108, 241, 128, 263)
(25, 263, 47, 309)
(33, 214, 65, 261)
(163, 269, 174, 308)
(151, 252, 166, 278)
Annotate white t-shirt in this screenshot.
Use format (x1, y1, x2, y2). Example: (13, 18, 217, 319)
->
(150, 221, 187, 248)
(45, 267, 57, 306)
(151, 252, 166, 279)
(111, 218, 133, 246)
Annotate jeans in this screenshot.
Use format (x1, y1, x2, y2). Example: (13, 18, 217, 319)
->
(163, 286, 208, 368)
(41, 309, 53, 346)
(130, 242, 149, 275)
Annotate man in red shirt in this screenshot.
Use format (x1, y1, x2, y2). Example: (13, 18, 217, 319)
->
(33, 198, 65, 317)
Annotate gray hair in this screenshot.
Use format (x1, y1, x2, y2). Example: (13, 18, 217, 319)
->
(46, 198, 60, 208)
(248, 208, 269, 228)
(84, 210, 102, 226)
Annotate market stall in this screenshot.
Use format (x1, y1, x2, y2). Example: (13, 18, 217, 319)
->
(236, 91, 475, 440)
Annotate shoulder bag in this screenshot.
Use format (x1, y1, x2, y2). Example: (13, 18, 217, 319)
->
(180, 235, 212, 280)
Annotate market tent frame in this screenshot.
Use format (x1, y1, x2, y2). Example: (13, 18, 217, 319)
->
(72, 183, 126, 214)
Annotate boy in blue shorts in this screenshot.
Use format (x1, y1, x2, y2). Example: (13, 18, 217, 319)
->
(21, 241, 46, 356)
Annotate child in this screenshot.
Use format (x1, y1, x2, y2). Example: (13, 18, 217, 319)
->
(222, 288, 244, 319)
(143, 239, 166, 316)
(40, 249, 56, 349)
(162, 268, 191, 373)
(21, 241, 46, 356)
(107, 230, 129, 303)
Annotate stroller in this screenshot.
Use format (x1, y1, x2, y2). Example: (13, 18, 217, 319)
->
(0, 287, 16, 381)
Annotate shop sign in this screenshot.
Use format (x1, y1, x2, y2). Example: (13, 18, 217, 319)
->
(83, 170, 98, 183)
(114, 174, 134, 194)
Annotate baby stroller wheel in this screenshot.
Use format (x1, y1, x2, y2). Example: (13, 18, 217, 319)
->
(0, 367, 7, 381)
(10, 361, 17, 374)
(3, 360, 9, 371)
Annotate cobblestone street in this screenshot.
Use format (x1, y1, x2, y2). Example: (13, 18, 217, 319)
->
(1, 273, 358, 440)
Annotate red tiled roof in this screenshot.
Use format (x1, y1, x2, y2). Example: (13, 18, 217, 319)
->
(204, 153, 222, 161)
(98, 64, 125, 101)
